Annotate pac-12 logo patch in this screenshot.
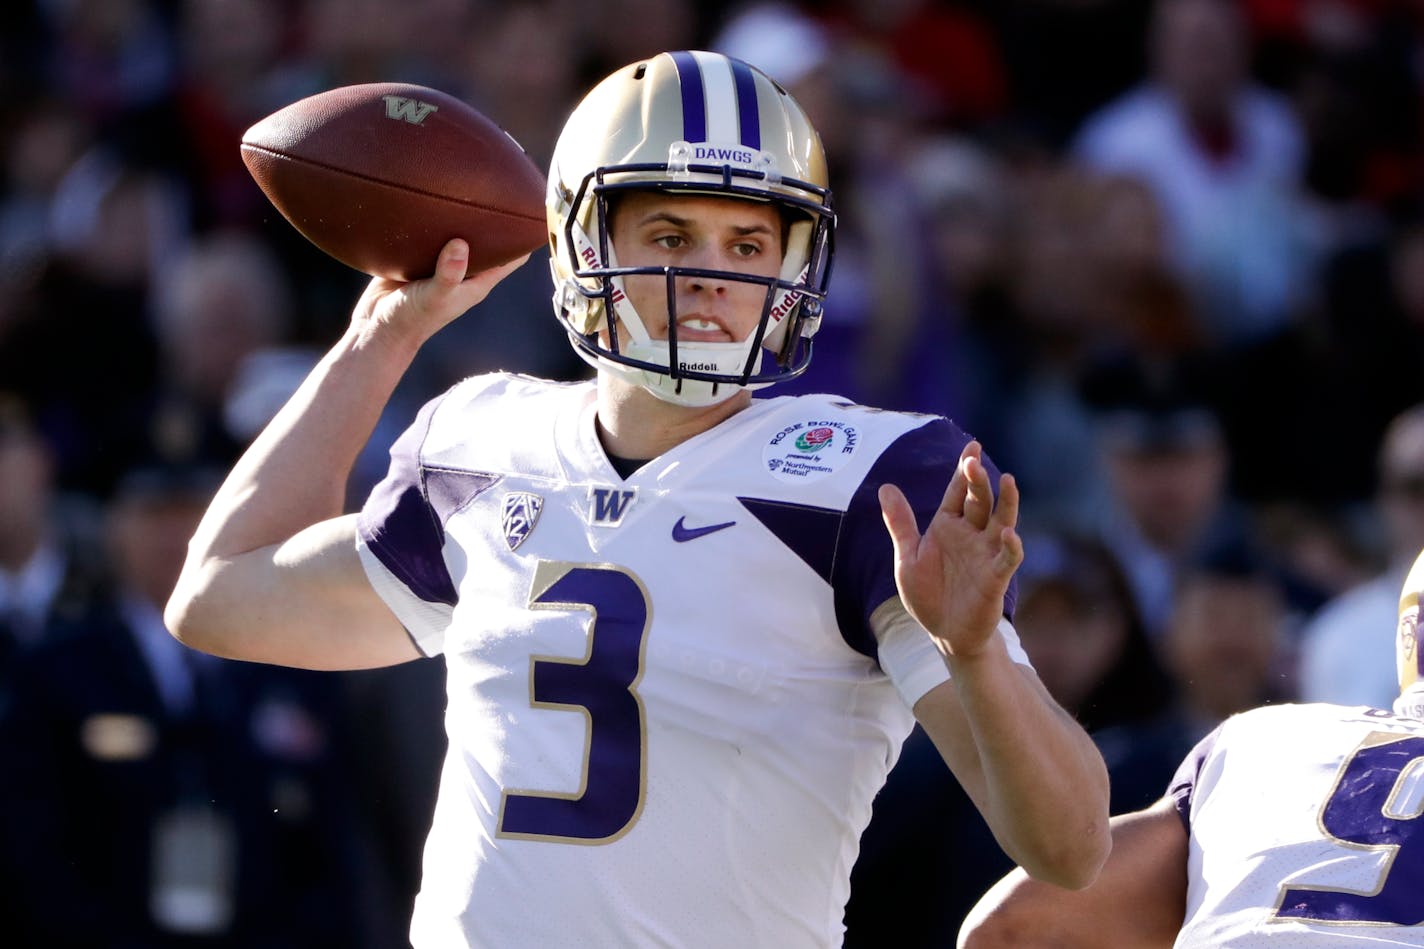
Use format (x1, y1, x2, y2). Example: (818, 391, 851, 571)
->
(502, 492, 544, 551)
(763, 419, 859, 483)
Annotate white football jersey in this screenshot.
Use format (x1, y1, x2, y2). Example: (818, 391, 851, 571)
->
(355, 373, 1027, 948)
(1171, 702, 1424, 947)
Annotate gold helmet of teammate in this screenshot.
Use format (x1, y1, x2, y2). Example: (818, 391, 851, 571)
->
(1396, 548, 1424, 718)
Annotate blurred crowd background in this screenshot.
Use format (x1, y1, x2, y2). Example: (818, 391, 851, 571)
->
(1, 0, 1422, 945)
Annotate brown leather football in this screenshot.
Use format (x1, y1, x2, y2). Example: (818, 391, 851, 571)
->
(241, 83, 547, 281)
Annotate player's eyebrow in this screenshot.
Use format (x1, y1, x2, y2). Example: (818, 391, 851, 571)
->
(636, 211, 775, 237)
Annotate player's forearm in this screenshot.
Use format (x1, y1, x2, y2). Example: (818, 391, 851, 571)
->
(949, 643, 1111, 889)
(185, 324, 417, 563)
(958, 801, 1187, 949)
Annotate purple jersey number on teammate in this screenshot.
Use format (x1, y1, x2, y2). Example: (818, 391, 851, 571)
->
(1277, 734, 1424, 925)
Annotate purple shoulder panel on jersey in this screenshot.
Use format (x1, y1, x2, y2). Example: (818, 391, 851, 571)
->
(1167, 723, 1224, 832)
(830, 416, 1019, 659)
(358, 394, 501, 607)
(736, 497, 842, 583)
(737, 416, 1018, 663)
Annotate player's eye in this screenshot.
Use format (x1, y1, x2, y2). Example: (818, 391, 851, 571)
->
(730, 241, 763, 258)
(652, 234, 686, 250)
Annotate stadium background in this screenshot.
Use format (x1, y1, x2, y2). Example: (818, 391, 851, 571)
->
(0, 0, 1420, 945)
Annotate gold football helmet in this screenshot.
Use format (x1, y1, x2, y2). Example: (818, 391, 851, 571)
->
(546, 51, 835, 406)
(1396, 548, 1424, 718)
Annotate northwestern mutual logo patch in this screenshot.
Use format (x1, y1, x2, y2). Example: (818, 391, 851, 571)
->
(502, 492, 544, 551)
(763, 418, 859, 484)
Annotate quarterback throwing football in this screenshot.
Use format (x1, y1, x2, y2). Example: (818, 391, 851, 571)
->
(167, 51, 1109, 947)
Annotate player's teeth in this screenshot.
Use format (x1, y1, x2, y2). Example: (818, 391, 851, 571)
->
(682, 319, 718, 330)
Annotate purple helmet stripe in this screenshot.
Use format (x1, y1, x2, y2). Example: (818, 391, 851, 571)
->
(669, 51, 706, 144)
(729, 58, 761, 150)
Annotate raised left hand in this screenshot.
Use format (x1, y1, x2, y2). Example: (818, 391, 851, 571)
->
(878, 440, 1023, 659)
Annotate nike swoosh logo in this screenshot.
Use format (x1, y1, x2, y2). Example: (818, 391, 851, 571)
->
(671, 516, 737, 543)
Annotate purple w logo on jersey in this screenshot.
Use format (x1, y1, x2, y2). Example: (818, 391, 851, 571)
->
(588, 486, 637, 526)
(502, 492, 544, 551)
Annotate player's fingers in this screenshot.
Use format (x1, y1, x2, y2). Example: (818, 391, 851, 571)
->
(878, 483, 920, 562)
(939, 441, 978, 517)
(995, 525, 1024, 577)
(991, 472, 1020, 533)
(962, 454, 994, 531)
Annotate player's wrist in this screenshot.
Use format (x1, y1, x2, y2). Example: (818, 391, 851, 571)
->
(344, 313, 429, 362)
(939, 631, 1009, 670)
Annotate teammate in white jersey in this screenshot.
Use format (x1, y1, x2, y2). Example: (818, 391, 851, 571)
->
(959, 547, 1424, 948)
(166, 51, 1109, 947)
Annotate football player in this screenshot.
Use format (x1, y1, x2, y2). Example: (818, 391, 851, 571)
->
(167, 51, 1109, 946)
(959, 547, 1424, 948)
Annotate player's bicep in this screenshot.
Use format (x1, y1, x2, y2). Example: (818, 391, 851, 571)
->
(957, 797, 1188, 949)
(171, 514, 418, 671)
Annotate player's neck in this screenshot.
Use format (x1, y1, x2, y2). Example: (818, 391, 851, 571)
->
(595, 376, 752, 461)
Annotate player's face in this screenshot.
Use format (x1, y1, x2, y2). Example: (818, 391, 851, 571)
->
(607, 192, 784, 345)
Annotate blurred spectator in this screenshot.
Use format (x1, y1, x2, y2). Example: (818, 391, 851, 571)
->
(983, 167, 1153, 528)
(818, 0, 1009, 129)
(1014, 530, 1175, 737)
(0, 96, 90, 282)
(167, 0, 313, 230)
(0, 392, 105, 665)
(1073, 0, 1313, 344)
(43, 0, 176, 125)
(461, 0, 583, 171)
(1160, 536, 1293, 727)
(1079, 354, 1241, 636)
(576, 0, 702, 85)
(1299, 403, 1424, 708)
(341, 658, 449, 935)
(299, 0, 411, 88)
(0, 461, 390, 947)
(149, 229, 308, 468)
(1010, 529, 1181, 817)
(1092, 535, 1291, 825)
(0, 149, 186, 495)
(987, 0, 1153, 148)
(904, 133, 1020, 437)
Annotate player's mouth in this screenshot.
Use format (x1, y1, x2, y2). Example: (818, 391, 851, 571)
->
(674, 314, 736, 342)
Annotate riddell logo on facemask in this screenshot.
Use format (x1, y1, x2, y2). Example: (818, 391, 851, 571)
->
(679, 361, 718, 372)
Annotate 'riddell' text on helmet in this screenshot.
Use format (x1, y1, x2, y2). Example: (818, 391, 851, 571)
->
(546, 50, 836, 407)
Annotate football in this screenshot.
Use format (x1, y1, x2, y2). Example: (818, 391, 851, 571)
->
(241, 82, 547, 281)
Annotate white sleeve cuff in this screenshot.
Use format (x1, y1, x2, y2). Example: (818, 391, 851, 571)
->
(870, 598, 1032, 708)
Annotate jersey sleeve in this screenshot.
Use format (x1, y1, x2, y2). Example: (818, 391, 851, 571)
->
(1167, 722, 1226, 832)
(356, 393, 458, 656)
(835, 417, 1023, 704)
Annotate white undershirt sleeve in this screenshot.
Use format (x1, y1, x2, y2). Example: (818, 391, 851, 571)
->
(869, 597, 1032, 708)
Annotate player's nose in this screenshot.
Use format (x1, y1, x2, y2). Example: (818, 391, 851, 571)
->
(681, 249, 732, 294)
